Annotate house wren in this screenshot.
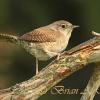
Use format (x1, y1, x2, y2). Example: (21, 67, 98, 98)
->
(0, 20, 79, 74)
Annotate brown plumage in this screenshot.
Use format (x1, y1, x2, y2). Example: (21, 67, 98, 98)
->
(19, 27, 58, 42)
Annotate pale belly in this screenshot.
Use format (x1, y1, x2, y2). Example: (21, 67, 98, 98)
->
(20, 40, 68, 61)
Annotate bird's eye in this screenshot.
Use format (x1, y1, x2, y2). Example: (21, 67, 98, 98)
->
(61, 24, 66, 28)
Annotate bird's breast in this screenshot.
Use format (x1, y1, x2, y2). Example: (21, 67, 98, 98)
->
(45, 36, 68, 53)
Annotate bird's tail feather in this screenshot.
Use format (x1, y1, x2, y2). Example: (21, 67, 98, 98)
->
(0, 33, 19, 43)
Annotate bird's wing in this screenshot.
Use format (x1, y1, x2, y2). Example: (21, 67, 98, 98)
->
(19, 27, 59, 42)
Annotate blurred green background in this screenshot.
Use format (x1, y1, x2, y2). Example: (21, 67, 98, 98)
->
(0, 0, 100, 100)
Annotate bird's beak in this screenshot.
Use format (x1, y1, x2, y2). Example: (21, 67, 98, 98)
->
(73, 25, 80, 28)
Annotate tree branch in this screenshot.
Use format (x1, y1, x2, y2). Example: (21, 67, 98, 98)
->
(0, 32, 100, 100)
(80, 62, 100, 100)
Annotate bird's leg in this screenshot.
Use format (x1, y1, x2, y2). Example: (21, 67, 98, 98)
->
(56, 53, 61, 60)
(36, 57, 39, 74)
(46, 50, 61, 60)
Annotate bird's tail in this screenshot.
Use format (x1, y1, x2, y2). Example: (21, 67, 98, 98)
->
(0, 33, 19, 43)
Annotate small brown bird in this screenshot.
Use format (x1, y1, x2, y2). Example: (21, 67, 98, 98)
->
(0, 20, 79, 74)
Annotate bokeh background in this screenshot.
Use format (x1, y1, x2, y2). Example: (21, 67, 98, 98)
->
(0, 0, 100, 100)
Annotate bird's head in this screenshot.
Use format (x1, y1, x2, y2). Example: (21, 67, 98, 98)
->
(48, 20, 79, 38)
